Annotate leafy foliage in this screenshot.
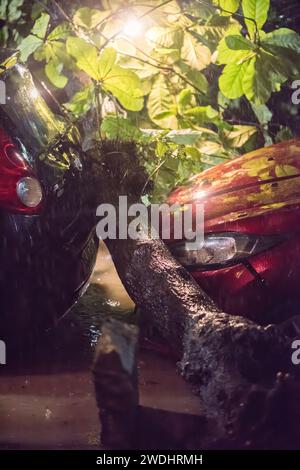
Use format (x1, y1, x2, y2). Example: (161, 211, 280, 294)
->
(2, 0, 300, 200)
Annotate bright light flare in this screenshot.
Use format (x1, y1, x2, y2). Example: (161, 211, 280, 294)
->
(121, 18, 143, 38)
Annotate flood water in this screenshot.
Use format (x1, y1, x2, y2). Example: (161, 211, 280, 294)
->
(0, 243, 203, 450)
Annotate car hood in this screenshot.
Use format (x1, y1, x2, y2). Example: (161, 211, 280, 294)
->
(167, 139, 300, 232)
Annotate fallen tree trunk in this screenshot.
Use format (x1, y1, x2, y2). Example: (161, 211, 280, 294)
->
(87, 141, 291, 429)
(106, 236, 290, 425)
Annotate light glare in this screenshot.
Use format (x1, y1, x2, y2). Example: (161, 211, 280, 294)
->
(122, 18, 143, 38)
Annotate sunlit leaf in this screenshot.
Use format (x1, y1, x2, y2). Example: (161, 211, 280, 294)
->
(242, 0, 270, 37)
(181, 34, 211, 71)
(178, 89, 193, 110)
(103, 66, 144, 111)
(147, 75, 178, 129)
(101, 116, 145, 141)
(19, 35, 43, 62)
(64, 85, 95, 116)
(166, 129, 206, 145)
(262, 28, 300, 53)
(48, 22, 72, 41)
(45, 60, 68, 88)
(222, 125, 258, 147)
(225, 35, 255, 51)
(66, 37, 100, 80)
(217, 26, 254, 64)
(218, 0, 240, 16)
(184, 106, 219, 125)
(175, 62, 208, 93)
(97, 47, 117, 80)
(146, 26, 180, 49)
(219, 60, 250, 99)
(31, 12, 50, 38)
(243, 53, 288, 104)
(73, 7, 109, 29)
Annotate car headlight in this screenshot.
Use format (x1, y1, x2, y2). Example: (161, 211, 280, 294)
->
(170, 232, 284, 271)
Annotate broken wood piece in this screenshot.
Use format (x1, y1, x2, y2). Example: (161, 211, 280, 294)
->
(92, 319, 139, 449)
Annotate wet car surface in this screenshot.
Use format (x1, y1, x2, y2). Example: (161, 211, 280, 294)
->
(167, 140, 300, 324)
(0, 56, 98, 343)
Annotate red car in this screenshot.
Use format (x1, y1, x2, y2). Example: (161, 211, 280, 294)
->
(167, 140, 300, 325)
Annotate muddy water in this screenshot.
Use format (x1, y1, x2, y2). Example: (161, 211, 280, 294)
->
(0, 244, 203, 450)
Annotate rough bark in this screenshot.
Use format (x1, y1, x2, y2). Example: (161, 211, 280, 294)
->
(86, 142, 291, 429)
(106, 236, 290, 426)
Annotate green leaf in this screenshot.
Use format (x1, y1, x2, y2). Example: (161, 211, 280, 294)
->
(218, 0, 240, 16)
(184, 106, 219, 125)
(242, 56, 269, 104)
(73, 7, 108, 29)
(31, 1, 45, 21)
(147, 75, 178, 129)
(31, 12, 50, 38)
(225, 35, 255, 50)
(221, 125, 257, 148)
(66, 40, 143, 111)
(194, 23, 232, 48)
(181, 34, 211, 71)
(275, 127, 294, 143)
(166, 129, 207, 145)
(47, 22, 72, 41)
(34, 40, 71, 67)
(175, 62, 208, 92)
(97, 47, 117, 80)
(64, 85, 95, 116)
(146, 27, 181, 49)
(262, 28, 300, 53)
(45, 60, 68, 88)
(101, 116, 145, 142)
(242, 0, 269, 37)
(154, 111, 177, 120)
(251, 103, 272, 125)
(66, 37, 100, 80)
(103, 66, 144, 111)
(7, 0, 23, 22)
(243, 53, 288, 104)
(219, 60, 250, 99)
(217, 29, 255, 64)
(18, 35, 43, 62)
(0, 0, 8, 20)
(178, 89, 193, 110)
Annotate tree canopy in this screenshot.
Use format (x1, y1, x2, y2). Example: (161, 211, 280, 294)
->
(1, 0, 300, 200)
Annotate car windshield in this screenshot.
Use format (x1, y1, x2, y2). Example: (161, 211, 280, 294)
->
(0, 61, 67, 156)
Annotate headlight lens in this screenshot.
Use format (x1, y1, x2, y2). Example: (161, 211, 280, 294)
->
(170, 232, 284, 270)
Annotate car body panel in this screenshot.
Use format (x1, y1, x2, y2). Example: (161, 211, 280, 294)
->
(167, 139, 300, 324)
(0, 57, 98, 341)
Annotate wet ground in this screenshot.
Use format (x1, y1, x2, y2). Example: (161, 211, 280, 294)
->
(0, 243, 204, 450)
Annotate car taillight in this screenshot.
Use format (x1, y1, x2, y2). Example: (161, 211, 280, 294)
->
(0, 128, 43, 214)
